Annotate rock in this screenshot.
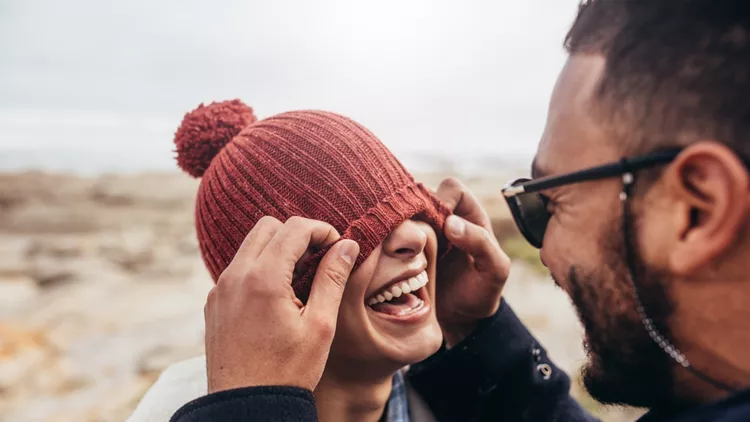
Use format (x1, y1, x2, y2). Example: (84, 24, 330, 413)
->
(98, 229, 155, 273)
(31, 357, 91, 396)
(0, 257, 28, 278)
(0, 238, 31, 277)
(2, 205, 104, 234)
(89, 186, 136, 207)
(0, 324, 49, 394)
(96, 230, 193, 278)
(26, 258, 77, 287)
(89, 174, 198, 209)
(51, 375, 91, 395)
(136, 345, 194, 377)
(146, 245, 195, 279)
(0, 348, 47, 394)
(26, 237, 88, 259)
(87, 375, 162, 422)
(176, 232, 199, 255)
(0, 172, 95, 207)
(0, 276, 40, 309)
(0, 324, 47, 359)
(0, 175, 32, 210)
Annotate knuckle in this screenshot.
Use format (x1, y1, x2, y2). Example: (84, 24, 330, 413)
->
(247, 284, 275, 299)
(220, 260, 256, 283)
(322, 264, 349, 290)
(437, 178, 463, 208)
(219, 263, 268, 292)
(319, 221, 336, 236)
(243, 262, 261, 278)
(206, 286, 219, 303)
(242, 267, 273, 292)
(203, 300, 212, 320)
(253, 216, 282, 235)
(480, 226, 496, 244)
(313, 317, 336, 338)
(499, 267, 511, 281)
(439, 177, 458, 188)
(286, 215, 307, 227)
(465, 223, 492, 245)
(216, 268, 236, 286)
(439, 177, 461, 191)
(497, 251, 512, 279)
(258, 215, 281, 227)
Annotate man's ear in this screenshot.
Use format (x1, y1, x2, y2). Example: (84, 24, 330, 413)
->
(666, 142, 749, 275)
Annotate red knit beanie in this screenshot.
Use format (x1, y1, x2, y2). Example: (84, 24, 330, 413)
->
(174, 99, 451, 301)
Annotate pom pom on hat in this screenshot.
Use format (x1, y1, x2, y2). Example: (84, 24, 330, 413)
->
(174, 99, 257, 177)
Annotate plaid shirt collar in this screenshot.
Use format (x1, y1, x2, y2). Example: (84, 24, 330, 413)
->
(383, 370, 410, 422)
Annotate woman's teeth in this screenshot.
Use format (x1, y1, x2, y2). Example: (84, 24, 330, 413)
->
(368, 271, 428, 306)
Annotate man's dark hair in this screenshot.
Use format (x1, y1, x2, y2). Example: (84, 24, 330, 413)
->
(564, 0, 750, 159)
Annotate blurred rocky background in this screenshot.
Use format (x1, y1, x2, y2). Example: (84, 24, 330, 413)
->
(0, 171, 644, 421)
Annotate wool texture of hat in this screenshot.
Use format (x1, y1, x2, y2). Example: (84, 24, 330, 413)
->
(174, 99, 451, 301)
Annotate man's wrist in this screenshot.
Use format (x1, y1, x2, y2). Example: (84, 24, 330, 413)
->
(172, 386, 317, 422)
(440, 301, 503, 348)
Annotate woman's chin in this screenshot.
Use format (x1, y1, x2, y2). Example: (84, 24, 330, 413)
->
(374, 321, 444, 365)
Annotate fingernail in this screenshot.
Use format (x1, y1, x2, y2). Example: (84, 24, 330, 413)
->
(339, 240, 359, 265)
(447, 215, 465, 237)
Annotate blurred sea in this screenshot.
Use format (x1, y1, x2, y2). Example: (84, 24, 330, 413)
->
(0, 108, 532, 176)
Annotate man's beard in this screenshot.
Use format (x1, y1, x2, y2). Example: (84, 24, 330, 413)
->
(562, 212, 681, 408)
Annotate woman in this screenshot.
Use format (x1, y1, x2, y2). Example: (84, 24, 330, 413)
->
(127, 99, 453, 422)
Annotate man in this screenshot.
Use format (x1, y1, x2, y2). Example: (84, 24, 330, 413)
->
(170, 1, 750, 421)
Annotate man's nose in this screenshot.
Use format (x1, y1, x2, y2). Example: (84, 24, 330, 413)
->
(382, 220, 428, 259)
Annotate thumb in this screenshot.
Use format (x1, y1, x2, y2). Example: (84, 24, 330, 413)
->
(305, 240, 360, 325)
(445, 215, 495, 252)
(445, 215, 510, 279)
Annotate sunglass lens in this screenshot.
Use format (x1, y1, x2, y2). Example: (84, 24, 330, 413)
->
(506, 179, 549, 248)
(515, 193, 549, 248)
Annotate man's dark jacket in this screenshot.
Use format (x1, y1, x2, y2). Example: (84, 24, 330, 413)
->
(169, 300, 750, 421)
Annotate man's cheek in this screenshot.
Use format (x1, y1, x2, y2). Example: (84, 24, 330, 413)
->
(541, 241, 576, 291)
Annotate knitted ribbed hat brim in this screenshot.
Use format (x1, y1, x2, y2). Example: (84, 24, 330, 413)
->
(296, 182, 451, 302)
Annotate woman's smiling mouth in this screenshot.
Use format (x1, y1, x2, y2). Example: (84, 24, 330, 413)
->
(366, 270, 430, 319)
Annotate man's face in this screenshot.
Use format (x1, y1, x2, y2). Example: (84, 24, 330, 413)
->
(534, 55, 676, 407)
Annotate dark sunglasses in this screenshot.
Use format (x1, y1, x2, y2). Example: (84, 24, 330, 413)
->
(502, 149, 683, 248)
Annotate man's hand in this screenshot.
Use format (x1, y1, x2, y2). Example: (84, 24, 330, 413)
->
(435, 178, 511, 348)
(204, 216, 360, 393)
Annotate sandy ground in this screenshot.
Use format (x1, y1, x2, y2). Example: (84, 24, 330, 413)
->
(0, 172, 642, 422)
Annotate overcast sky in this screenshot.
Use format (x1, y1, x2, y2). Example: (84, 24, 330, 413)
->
(0, 0, 581, 173)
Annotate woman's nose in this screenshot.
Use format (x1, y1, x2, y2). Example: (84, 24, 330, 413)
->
(382, 220, 428, 259)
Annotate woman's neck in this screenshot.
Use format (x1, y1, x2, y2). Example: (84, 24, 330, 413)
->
(314, 369, 395, 422)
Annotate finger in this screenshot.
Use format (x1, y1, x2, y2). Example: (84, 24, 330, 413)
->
(435, 178, 462, 211)
(258, 217, 341, 277)
(204, 287, 214, 320)
(237, 216, 284, 258)
(445, 215, 510, 280)
(222, 216, 282, 280)
(304, 240, 359, 329)
(436, 178, 491, 228)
